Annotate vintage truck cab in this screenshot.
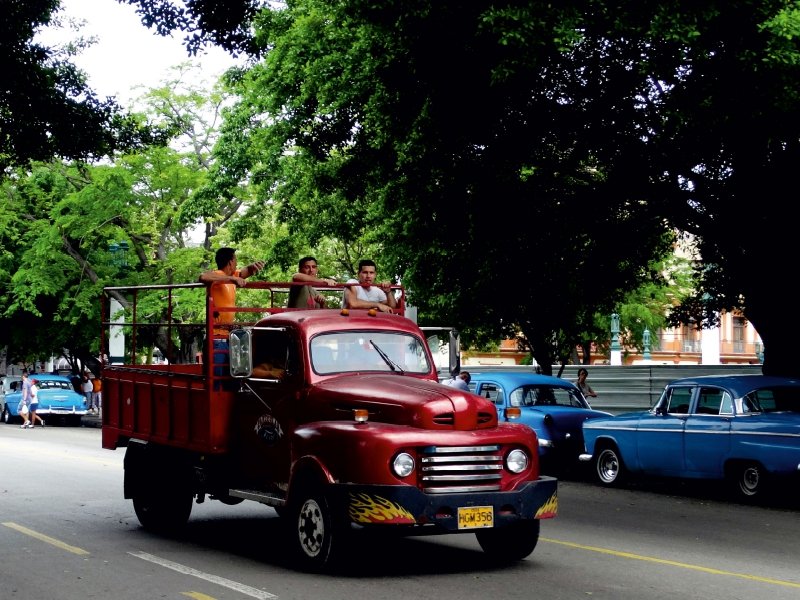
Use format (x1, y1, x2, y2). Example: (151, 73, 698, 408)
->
(101, 283, 557, 570)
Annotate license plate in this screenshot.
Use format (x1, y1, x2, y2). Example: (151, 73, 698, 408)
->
(457, 506, 494, 529)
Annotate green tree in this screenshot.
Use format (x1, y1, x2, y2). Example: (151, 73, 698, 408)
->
(1, 0, 157, 170)
(0, 74, 241, 372)
(131, 0, 800, 375)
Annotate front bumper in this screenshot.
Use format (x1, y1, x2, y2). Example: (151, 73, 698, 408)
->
(327, 476, 558, 532)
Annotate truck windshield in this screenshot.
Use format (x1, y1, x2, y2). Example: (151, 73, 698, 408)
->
(310, 331, 431, 375)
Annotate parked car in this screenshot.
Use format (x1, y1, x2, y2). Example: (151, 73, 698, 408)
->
(581, 375, 800, 498)
(469, 373, 612, 466)
(0, 376, 22, 418)
(2, 374, 88, 425)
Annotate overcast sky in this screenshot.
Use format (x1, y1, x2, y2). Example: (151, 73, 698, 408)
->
(37, 0, 241, 103)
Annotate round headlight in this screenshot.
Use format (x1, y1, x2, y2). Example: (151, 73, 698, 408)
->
(506, 449, 528, 474)
(392, 453, 415, 478)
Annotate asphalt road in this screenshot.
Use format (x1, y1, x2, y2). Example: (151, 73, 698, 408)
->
(1, 424, 799, 600)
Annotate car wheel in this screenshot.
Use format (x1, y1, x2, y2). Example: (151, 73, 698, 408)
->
(2, 405, 12, 424)
(476, 519, 540, 562)
(731, 462, 767, 500)
(595, 445, 626, 486)
(132, 489, 193, 533)
(290, 487, 344, 571)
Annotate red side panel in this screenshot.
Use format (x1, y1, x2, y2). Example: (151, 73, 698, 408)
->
(102, 365, 232, 454)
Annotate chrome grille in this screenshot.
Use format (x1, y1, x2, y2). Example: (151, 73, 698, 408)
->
(419, 445, 503, 494)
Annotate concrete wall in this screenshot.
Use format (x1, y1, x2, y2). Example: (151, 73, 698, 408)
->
(450, 364, 764, 414)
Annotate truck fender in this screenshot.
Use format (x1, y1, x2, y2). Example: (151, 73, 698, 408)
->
(287, 455, 335, 505)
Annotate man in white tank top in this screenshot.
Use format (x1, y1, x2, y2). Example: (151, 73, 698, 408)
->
(342, 260, 398, 313)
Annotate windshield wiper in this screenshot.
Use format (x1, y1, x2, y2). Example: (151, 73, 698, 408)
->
(369, 340, 405, 374)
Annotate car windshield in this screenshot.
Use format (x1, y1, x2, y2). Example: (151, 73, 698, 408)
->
(37, 381, 71, 390)
(310, 331, 431, 375)
(509, 385, 589, 408)
(741, 386, 800, 413)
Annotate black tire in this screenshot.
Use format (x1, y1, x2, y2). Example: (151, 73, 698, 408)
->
(2, 405, 13, 424)
(730, 462, 768, 500)
(290, 487, 341, 571)
(595, 444, 626, 486)
(132, 489, 193, 533)
(476, 519, 540, 562)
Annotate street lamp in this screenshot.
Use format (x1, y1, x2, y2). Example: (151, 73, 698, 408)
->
(642, 327, 652, 363)
(108, 240, 130, 268)
(108, 242, 120, 267)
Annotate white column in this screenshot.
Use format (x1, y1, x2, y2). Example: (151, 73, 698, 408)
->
(702, 322, 721, 365)
(610, 348, 622, 366)
(109, 299, 125, 365)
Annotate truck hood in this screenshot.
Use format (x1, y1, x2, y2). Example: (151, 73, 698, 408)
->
(307, 374, 498, 431)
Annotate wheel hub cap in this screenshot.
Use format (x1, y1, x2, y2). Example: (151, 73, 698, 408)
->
(298, 499, 324, 557)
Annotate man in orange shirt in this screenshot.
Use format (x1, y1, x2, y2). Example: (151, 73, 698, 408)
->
(199, 248, 265, 388)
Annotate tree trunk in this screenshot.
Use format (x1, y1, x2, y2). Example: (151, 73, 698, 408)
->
(581, 342, 592, 365)
(520, 326, 554, 376)
(745, 301, 796, 378)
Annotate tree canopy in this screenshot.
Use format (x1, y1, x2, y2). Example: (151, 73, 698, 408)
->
(1, 0, 157, 170)
(162, 0, 799, 373)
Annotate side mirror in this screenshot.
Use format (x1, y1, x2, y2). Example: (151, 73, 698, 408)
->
(449, 330, 461, 378)
(229, 329, 253, 377)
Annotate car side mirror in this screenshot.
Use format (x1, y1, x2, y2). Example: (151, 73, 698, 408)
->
(229, 329, 253, 377)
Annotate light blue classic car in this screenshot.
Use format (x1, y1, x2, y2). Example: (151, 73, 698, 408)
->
(581, 375, 800, 498)
(469, 373, 611, 466)
(2, 374, 88, 425)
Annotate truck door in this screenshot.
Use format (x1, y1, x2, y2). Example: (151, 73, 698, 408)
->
(237, 329, 303, 492)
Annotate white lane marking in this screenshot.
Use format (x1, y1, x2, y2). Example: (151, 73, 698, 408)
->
(129, 551, 277, 599)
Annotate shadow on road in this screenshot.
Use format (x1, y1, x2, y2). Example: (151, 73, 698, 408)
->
(549, 461, 800, 511)
(155, 513, 537, 576)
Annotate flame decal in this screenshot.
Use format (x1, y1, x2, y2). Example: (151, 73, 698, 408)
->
(348, 493, 416, 524)
(534, 492, 558, 519)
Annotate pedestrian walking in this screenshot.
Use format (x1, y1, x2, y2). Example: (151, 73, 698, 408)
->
(82, 375, 93, 410)
(18, 371, 31, 428)
(91, 376, 102, 414)
(28, 378, 44, 428)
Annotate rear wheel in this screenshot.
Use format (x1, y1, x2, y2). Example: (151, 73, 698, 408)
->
(595, 444, 626, 486)
(730, 462, 768, 500)
(476, 519, 540, 561)
(133, 489, 193, 533)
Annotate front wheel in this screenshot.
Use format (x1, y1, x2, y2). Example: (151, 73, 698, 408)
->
(132, 490, 193, 533)
(595, 445, 626, 486)
(476, 519, 540, 562)
(2, 405, 12, 424)
(290, 489, 345, 571)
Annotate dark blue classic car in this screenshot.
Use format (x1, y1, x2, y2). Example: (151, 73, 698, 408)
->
(470, 373, 611, 466)
(2, 374, 88, 425)
(581, 375, 800, 498)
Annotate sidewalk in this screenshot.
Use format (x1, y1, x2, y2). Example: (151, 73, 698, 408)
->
(81, 411, 102, 429)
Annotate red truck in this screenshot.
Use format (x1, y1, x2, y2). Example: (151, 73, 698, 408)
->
(101, 282, 557, 570)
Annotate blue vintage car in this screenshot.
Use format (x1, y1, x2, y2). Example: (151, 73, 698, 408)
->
(2, 375, 88, 425)
(581, 375, 800, 498)
(469, 373, 611, 465)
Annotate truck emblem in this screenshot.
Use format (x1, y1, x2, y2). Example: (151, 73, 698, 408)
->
(254, 414, 284, 446)
(534, 492, 558, 519)
(349, 493, 415, 524)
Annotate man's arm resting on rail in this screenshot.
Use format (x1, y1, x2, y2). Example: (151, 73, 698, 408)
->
(293, 272, 336, 286)
(345, 287, 395, 312)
